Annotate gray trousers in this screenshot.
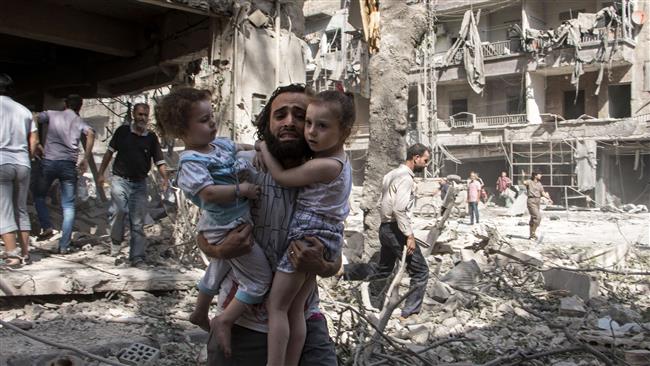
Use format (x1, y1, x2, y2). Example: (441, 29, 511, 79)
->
(206, 316, 337, 365)
(0, 164, 31, 234)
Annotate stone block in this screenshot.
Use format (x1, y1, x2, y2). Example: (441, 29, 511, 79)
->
(542, 269, 599, 300)
(343, 231, 364, 262)
(559, 295, 586, 317)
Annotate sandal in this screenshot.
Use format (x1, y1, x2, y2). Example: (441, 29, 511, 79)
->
(0, 256, 22, 269)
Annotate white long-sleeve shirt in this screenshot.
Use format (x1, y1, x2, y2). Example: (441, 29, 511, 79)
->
(379, 164, 415, 236)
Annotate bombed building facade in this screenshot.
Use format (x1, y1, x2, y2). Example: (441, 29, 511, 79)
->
(405, 0, 650, 207)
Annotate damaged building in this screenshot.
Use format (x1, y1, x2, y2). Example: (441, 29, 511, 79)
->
(405, 0, 650, 207)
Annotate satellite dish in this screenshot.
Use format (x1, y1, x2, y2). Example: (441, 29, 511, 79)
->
(631, 11, 646, 26)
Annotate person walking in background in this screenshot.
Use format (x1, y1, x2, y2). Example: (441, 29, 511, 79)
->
(524, 171, 552, 240)
(0, 74, 39, 267)
(467, 172, 482, 225)
(344, 143, 432, 320)
(97, 103, 168, 265)
(496, 171, 513, 207)
(33, 94, 95, 254)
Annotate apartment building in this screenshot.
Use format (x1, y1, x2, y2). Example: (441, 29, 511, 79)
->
(407, 0, 650, 206)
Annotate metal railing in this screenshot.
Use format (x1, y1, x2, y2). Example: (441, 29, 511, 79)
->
(481, 40, 513, 58)
(475, 113, 527, 127)
(443, 38, 520, 65)
(449, 112, 475, 128)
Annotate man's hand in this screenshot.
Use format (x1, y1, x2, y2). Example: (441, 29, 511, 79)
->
(196, 224, 253, 259)
(77, 159, 88, 174)
(160, 179, 169, 193)
(97, 175, 107, 188)
(288, 237, 341, 277)
(406, 235, 416, 256)
(240, 182, 261, 200)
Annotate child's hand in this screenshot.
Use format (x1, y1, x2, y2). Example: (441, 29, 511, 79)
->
(240, 182, 261, 200)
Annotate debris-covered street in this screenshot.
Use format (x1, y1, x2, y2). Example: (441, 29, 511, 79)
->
(1, 0, 650, 365)
(1, 186, 649, 365)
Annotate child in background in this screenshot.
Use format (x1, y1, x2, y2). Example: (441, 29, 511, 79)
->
(258, 90, 354, 366)
(156, 88, 269, 357)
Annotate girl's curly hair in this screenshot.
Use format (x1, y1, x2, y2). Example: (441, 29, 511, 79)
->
(155, 88, 211, 139)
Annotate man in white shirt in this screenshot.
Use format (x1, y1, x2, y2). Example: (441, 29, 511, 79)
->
(345, 143, 431, 318)
(0, 74, 39, 266)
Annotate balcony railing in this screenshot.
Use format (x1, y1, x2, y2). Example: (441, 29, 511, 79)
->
(449, 112, 475, 128)
(444, 38, 520, 65)
(475, 114, 527, 127)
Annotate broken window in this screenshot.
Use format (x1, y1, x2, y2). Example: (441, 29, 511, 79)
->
(451, 98, 468, 115)
(608, 84, 631, 118)
(251, 93, 267, 123)
(325, 30, 342, 52)
(564, 90, 585, 119)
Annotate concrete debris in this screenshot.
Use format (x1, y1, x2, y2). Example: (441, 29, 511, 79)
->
(559, 296, 586, 317)
(427, 280, 452, 303)
(440, 260, 481, 289)
(624, 350, 650, 365)
(542, 269, 599, 301)
(118, 343, 160, 366)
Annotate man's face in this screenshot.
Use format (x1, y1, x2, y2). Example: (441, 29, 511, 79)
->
(413, 151, 431, 173)
(133, 106, 150, 128)
(264, 92, 310, 161)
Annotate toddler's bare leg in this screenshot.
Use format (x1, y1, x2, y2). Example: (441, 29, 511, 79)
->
(190, 292, 213, 331)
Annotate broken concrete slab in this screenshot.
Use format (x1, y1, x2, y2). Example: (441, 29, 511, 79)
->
(624, 350, 650, 365)
(574, 240, 630, 268)
(427, 280, 452, 303)
(493, 247, 544, 268)
(542, 269, 599, 301)
(0, 247, 203, 296)
(559, 295, 586, 317)
(441, 260, 481, 289)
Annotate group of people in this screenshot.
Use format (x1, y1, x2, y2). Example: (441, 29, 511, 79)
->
(2, 72, 554, 364)
(466, 169, 552, 239)
(1, 74, 98, 266)
(0, 73, 169, 268)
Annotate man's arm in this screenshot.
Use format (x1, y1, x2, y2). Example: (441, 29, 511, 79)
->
(392, 176, 416, 255)
(151, 133, 169, 191)
(78, 129, 95, 173)
(289, 237, 342, 277)
(196, 224, 253, 259)
(28, 131, 39, 160)
(157, 164, 169, 192)
(97, 150, 114, 187)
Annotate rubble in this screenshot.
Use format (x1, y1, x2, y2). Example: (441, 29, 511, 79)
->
(559, 296, 587, 317)
(542, 269, 600, 301)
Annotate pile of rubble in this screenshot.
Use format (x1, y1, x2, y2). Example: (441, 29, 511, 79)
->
(325, 192, 650, 365)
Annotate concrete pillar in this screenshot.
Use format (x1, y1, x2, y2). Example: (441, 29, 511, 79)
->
(525, 72, 544, 124)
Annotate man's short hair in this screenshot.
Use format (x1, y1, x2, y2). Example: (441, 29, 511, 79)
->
(0, 73, 13, 94)
(65, 94, 83, 111)
(132, 103, 150, 113)
(254, 83, 314, 140)
(406, 143, 431, 160)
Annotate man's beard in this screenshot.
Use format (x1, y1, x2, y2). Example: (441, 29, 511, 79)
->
(414, 165, 425, 173)
(263, 128, 311, 164)
(133, 121, 147, 131)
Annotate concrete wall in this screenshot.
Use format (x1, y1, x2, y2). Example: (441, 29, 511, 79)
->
(631, 0, 650, 115)
(228, 25, 307, 144)
(485, 5, 521, 42)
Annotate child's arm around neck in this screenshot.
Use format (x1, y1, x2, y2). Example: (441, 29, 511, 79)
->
(259, 142, 342, 187)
